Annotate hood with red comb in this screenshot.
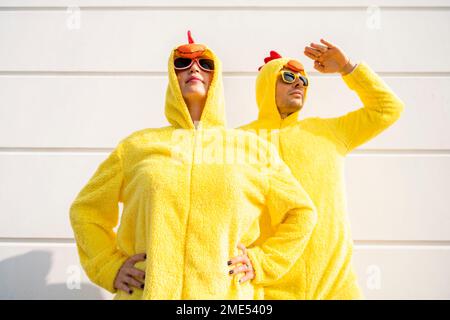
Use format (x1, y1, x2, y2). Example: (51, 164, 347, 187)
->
(255, 50, 309, 125)
(165, 31, 225, 129)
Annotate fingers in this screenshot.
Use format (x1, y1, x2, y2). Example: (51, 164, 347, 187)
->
(310, 42, 328, 53)
(228, 254, 248, 267)
(123, 275, 145, 290)
(304, 51, 318, 61)
(304, 46, 322, 59)
(227, 253, 255, 283)
(128, 253, 147, 264)
(115, 281, 132, 295)
(320, 38, 335, 48)
(230, 264, 251, 275)
(228, 254, 253, 272)
(114, 252, 146, 295)
(115, 267, 144, 295)
(228, 244, 255, 283)
(127, 267, 146, 282)
(239, 273, 254, 283)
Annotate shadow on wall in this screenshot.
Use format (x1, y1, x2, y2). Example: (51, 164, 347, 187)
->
(0, 250, 104, 299)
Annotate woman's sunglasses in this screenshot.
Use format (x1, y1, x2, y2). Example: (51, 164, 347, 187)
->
(280, 70, 308, 87)
(174, 57, 215, 72)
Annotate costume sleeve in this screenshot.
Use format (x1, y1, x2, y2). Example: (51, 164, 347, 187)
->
(324, 61, 405, 153)
(246, 150, 317, 286)
(69, 143, 129, 293)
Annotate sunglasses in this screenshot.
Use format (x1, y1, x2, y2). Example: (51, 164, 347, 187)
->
(174, 57, 215, 72)
(280, 70, 308, 87)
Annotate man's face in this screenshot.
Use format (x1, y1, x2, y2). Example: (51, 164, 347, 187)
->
(275, 68, 306, 118)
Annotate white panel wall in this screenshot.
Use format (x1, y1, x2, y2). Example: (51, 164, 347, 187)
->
(1, 0, 449, 299)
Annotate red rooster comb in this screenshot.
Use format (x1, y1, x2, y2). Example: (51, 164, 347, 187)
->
(258, 50, 283, 71)
(187, 30, 195, 44)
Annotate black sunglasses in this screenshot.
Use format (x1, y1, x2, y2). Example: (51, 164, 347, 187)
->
(174, 57, 215, 72)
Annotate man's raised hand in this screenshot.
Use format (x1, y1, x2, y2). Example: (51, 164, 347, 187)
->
(304, 38, 356, 75)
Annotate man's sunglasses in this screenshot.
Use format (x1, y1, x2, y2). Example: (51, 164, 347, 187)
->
(280, 70, 308, 87)
(174, 57, 215, 72)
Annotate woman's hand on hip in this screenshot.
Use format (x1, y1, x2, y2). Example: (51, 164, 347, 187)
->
(227, 243, 255, 283)
(113, 253, 146, 295)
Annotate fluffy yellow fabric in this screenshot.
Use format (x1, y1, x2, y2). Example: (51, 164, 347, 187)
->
(240, 59, 404, 299)
(69, 46, 317, 299)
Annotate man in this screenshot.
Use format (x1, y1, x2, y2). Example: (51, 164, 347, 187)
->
(239, 39, 404, 299)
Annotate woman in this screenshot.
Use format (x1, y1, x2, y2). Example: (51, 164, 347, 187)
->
(69, 32, 317, 299)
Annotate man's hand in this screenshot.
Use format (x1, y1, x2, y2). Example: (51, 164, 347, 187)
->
(113, 253, 146, 295)
(304, 38, 356, 75)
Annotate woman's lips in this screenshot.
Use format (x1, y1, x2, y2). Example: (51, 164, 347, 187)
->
(186, 76, 203, 83)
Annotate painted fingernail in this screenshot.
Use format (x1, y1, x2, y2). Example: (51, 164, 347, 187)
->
(144, 254, 147, 259)
(229, 270, 234, 275)
(227, 260, 232, 266)
(129, 290, 133, 294)
(140, 284, 144, 289)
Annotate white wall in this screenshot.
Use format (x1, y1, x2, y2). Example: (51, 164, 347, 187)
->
(0, 0, 449, 299)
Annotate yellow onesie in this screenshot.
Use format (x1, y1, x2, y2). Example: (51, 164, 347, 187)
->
(240, 58, 404, 299)
(69, 45, 317, 299)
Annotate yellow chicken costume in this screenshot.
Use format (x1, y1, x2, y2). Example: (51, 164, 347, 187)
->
(69, 35, 317, 300)
(240, 52, 404, 299)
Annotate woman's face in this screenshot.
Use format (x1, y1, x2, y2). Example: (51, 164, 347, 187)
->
(175, 57, 213, 102)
